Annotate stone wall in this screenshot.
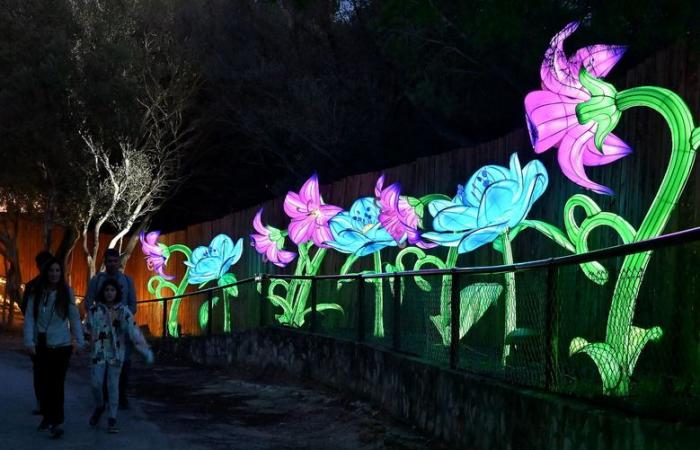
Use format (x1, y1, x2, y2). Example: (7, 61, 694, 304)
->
(154, 328, 699, 450)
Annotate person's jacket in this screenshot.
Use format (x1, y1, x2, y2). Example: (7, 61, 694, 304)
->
(84, 302, 152, 366)
(85, 272, 137, 313)
(20, 276, 40, 316)
(23, 287, 85, 349)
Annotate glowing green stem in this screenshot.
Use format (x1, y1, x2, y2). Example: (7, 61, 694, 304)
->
(372, 250, 384, 337)
(166, 245, 193, 338)
(439, 247, 459, 325)
(606, 87, 697, 394)
(501, 230, 516, 366)
(291, 246, 327, 327)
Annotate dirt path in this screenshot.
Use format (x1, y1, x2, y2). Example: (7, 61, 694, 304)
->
(0, 332, 448, 450)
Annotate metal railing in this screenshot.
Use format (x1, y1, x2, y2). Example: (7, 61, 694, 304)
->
(136, 226, 700, 417)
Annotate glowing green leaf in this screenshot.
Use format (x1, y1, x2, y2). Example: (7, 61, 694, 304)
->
(570, 338, 622, 393)
(218, 273, 239, 297)
(626, 326, 663, 375)
(576, 69, 621, 151)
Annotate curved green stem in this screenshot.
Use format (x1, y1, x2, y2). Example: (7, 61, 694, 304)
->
(605, 87, 698, 394)
(372, 250, 384, 337)
(166, 245, 193, 337)
(440, 247, 459, 320)
(291, 246, 327, 326)
(501, 230, 516, 366)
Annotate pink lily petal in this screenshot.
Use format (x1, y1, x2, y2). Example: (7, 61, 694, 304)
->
(299, 174, 321, 207)
(558, 123, 614, 195)
(316, 204, 343, 225)
(581, 132, 632, 167)
(311, 225, 335, 248)
(265, 246, 296, 267)
(374, 174, 385, 198)
(284, 191, 307, 219)
(524, 90, 580, 152)
(574, 44, 627, 79)
(288, 218, 315, 245)
(540, 22, 626, 101)
(252, 209, 268, 234)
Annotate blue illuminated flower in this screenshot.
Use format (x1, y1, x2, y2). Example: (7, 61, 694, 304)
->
(185, 234, 243, 285)
(422, 153, 548, 253)
(326, 197, 398, 257)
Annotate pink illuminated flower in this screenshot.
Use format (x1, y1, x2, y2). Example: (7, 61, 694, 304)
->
(250, 209, 297, 267)
(283, 174, 342, 247)
(375, 175, 436, 249)
(139, 231, 175, 280)
(524, 21, 630, 195)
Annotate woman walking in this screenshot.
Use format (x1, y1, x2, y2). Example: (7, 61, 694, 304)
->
(85, 278, 153, 433)
(23, 257, 85, 439)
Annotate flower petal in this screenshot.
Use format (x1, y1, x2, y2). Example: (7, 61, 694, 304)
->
(574, 44, 627, 79)
(581, 132, 632, 167)
(558, 123, 614, 195)
(284, 191, 307, 219)
(457, 224, 507, 253)
(463, 164, 511, 207)
(299, 174, 321, 207)
(288, 218, 315, 245)
(252, 209, 268, 234)
(524, 90, 579, 152)
(432, 204, 479, 232)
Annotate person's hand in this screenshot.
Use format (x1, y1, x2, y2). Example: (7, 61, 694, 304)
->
(26, 346, 36, 356)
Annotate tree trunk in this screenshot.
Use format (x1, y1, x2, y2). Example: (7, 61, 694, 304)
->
(55, 226, 80, 285)
(120, 216, 151, 268)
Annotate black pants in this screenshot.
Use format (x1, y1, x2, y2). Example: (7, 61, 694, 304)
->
(35, 342, 72, 426)
(31, 355, 41, 411)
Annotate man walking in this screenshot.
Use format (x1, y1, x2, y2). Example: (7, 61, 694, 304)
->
(85, 248, 137, 409)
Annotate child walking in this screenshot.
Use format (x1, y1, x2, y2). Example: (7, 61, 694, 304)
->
(85, 278, 153, 433)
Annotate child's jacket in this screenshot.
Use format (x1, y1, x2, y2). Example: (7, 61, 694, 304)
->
(85, 302, 152, 365)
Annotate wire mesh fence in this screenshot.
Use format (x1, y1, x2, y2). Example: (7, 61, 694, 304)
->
(137, 230, 700, 419)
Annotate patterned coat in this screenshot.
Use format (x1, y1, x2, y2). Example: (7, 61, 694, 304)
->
(85, 303, 152, 366)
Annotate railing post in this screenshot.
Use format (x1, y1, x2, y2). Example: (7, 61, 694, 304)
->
(544, 265, 560, 390)
(162, 298, 168, 339)
(207, 289, 213, 337)
(357, 275, 365, 343)
(450, 270, 460, 369)
(392, 274, 401, 351)
(310, 278, 318, 333)
(259, 275, 269, 327)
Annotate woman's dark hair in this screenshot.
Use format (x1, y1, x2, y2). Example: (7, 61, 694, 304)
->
(33, 258, 70, 321)
(97, 278, 123, 304)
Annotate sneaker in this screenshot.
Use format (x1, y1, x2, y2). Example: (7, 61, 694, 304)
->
(49, 424, 64, 439)
(107, 418, 118, 434)
(37, 418, 50, 432)
(89, 406, 105, 427)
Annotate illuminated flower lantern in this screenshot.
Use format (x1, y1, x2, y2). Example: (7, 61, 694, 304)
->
(326, 197, 397, 257)
(422, 153, 548, 252)
(325, 186, 399, 337)
(284, 174, 342, 247)
(250, 208, 297, 267)
(139, 231, 174, 280)
(524, 21, 630, 195)
(252, 174, 344, 328)
(375, 175, 436, 249)
(140, 231, 244, 337)
(185, 234, 243, 285)
(523, 21, 700, 396)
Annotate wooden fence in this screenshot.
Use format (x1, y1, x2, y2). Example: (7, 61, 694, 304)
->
(3, 42, 699, 392)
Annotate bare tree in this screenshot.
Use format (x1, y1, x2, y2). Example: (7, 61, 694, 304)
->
(78, 60, 198, 280)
